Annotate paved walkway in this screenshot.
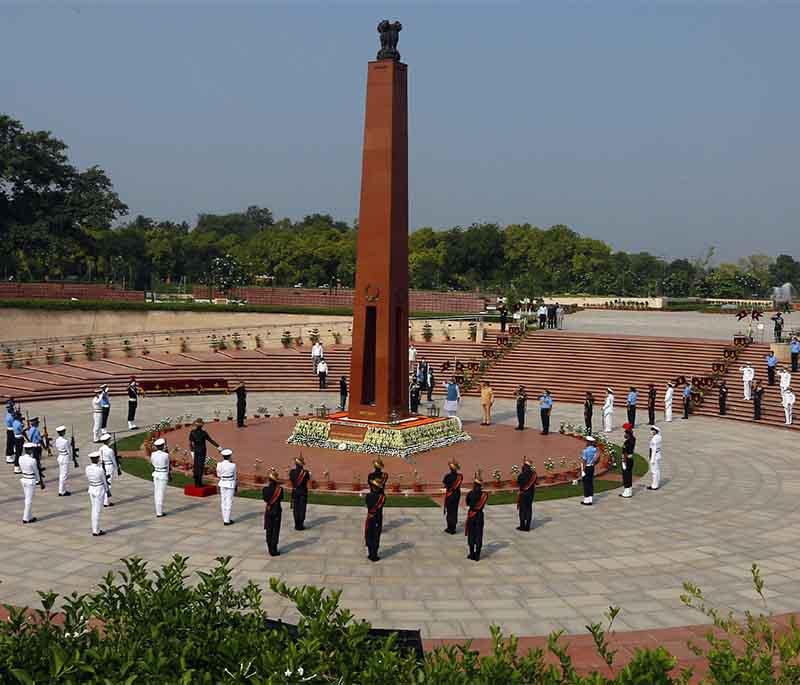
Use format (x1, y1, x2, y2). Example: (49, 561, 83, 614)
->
(1, 393, 798, 642)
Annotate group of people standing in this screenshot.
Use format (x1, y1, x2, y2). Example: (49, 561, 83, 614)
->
(738, 350, 795, 424)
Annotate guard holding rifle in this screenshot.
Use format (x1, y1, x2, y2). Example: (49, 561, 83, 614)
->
(26, 416, 45, 468)
(20, 442, 44, 524)
(288, 455, 310, 531)
(11, 410, 24, 473)
(54, 425, 75, 496)
(4, 399, 15, 465)
(127, 377, 142, 430)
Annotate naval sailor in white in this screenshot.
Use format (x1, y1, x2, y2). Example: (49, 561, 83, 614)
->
(150, 437, 171, 517)
(54, 425, 73, 496)
(216, 448, 237, 525)
(85, 451, 109, 536)
(19, 442, 43, 524)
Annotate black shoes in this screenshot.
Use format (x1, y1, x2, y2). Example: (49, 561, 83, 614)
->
(92, 530, 106, 536)
(22, 517, 37, 524)
(58, 492, 72, 497)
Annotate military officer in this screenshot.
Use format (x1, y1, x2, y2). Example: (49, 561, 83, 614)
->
(98, 433, 120, 507)
(626, 387, 638, 427)
(647, 426, 663, 491)
(465, 472, 488, 561)
(368, 458, 389, 489)
(602, 388, 614, 433)
(780, 367, 792, 393)
(288, 454, 310, 531)
(127, 377, 142, 430)
(364, 476, 386, 562)
(647, 384, 657, 426)
(188, 418, 220, 487)
(216, 448, 237, 525)
(262, 468, 284, 556)
(20, 442, 43, 524)
(4, 400, 14, 464)
(580, 436, 599, 505)
(583, 391, 594, 433)
(85, 451, 109, 536)
(11, 410, 24, 473)
(682, 382, 692, 419)
(753, 381, 765, 420)
(150, 437, 170, 517)
(26, 417, 43, 467)
(442, 459, 463, 534)
(740, 363, 755, 400)
(99, 384, 111, 430)
(91, 389, 103, 442)
(234, 381, 247, 428)
(783, 387, 796, 425)
(516, 457, 536, 531)
(539, 389, 553, 435)
(515, 385, 528, 430)
(54, 425, 73, 496)
(719, 381, 729, 415)
(766, 351, 778, 386)
(791, 336, 800, 373)
(620, 422, 635, 498)
(664, 382, 675, 422)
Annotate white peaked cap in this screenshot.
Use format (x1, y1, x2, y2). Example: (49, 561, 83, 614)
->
(88, 450, 101, 459)
(56, 425, 67, 432)
(220, 448, 233, 457)
(99, 433, 111, 442)
(607, 387, 613, 392)
(585, 436, 596, 442)
(650, 425, 661, 432)
(153, 438, 166, 447)
(23, 442, 36, 449)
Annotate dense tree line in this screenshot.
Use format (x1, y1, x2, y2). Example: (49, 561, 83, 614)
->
(2, 114, 799, 298)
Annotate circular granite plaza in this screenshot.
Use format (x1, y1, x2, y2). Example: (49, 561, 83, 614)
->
(1, 389, 798, 642)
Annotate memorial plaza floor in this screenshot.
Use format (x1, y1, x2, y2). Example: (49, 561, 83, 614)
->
(1, 391, 798, 643)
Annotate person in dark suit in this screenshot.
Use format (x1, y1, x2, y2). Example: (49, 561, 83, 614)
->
(515, 385, 528, 430)
(426, 368, 436, 402)
(339, 376, 348, 411)
(620, 422, 635, 498)
(583, 391, 594, 433)
(718, 381, 729, 415)
(364, 477, 385, 562)
(516, 457, 536, 531)
(262, 468, 283, 556)
(499, 306, 508, 333)
(442, 460, 463, 534)
(188, 418, 220, 487)
(753, 381, 764, 420)
(409, 378, 421, 413)
(465, 472, 488, 561)
(234, 381, 247, 428)
(288, 455, 310, 531)
(647, 384, 657, 426)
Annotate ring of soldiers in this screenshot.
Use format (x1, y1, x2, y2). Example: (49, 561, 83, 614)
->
(2, 310, 799, 643)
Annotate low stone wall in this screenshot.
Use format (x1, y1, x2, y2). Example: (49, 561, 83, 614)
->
(0, 282, 143, 302)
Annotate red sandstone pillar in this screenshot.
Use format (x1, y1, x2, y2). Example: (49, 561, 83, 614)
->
(348, 58, 409, 423)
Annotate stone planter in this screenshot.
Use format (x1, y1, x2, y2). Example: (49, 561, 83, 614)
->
(390, 483, 401, 493)
(412, 482, 424, 493)
(326, 481, 336, 491)
(351, 482, 362, 492)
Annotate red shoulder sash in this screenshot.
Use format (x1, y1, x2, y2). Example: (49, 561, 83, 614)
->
(465, 492, 489, 534)
(364, 494, 386, 541)
(292, 468, 309, 489)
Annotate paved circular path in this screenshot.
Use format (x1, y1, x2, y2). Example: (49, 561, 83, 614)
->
(1, 392, 798, 641)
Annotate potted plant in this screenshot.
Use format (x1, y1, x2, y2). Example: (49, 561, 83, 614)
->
(101, 342, 110, 359)
(180, 338, 190, 353)
(412, 470, 423, 493)
(226, 411, 234, 422)
(323, 471, 336, 490)
(468, 321, 478, 342)
(492, 469, 503, 489)
(281, 330, 292, 348)
(390, 477, 402, 494)
(213, 409, 221, 422)
(309, 328, 321, 345)
(45, 347, 55, 365)
(217, 338, 228, 351)
(351, 473, 362, 491)
(422, 322, 433, 342)
(232, 333, 243, 350)
(254, 334, 263, 349)
(122, 339, 133, 357)
(332, 330, 342, 345)
(83, 337, 96, 361)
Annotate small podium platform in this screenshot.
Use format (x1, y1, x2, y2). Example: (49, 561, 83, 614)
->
(184, 484, 217, 498)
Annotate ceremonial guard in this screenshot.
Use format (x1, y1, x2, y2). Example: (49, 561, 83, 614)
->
(127, 377, 141, 430)
(85, 451, 109, 536)
(791, 336, 800, 373)
(780, 367, 792, 393)
(368, 458, 389, 489)
(682, 382, 693, 419)
(753, 381, 764, 420)
(740, 363, 755, 400)
(602, 388, 614, 433)
(647, 426, 663, 490)
(150, 437, 170, 517)
(234, 382, 247, 428)
(364, 476, 385, 562)
(719, 381, 729, 415)
(4, 400, 14, 464)
(584, 391, 594, 433)
(289, 455, 310, 530)
(188, 419, 220, 487)
(480, 381, 494, 426)
(216, 449, 237, 525)
(766, 351, 778, 386)
(626, 387, 638, 427)
(516, 457, 536, 531)
(580, 436, 598, 505)
(783, 387, 795, 425)
(99, 384, 111, 430)
(26, 417, 43, 466)
(339, 376, 348, 411)
(99, 433, 120, 507)
(647, 384, 657, 426)
(515, 385, 528, 430)
(54, 425, 73, 496)
(664, 382, 675, 422)
(772, 311, 784, 342)
(11, 410, 24, 473)
(620, 423, 635, 498)
(442, 459, 463, 534)
(91, 390, 103, 442)
(262, 468, 284, 556)
(539, 390, 553, 435)
(465, 472, 488, 561)
(20, 442, 43, 524)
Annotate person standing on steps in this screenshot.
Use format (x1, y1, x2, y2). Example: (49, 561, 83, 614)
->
(364, 477, 385, 562)
(85, 451, 109, 536)
(766, 351, 778, 386)
(780, 367, 792, 393)
(753, 381, 764, 420)
(216, 449, 237, 525)
(515, 385, 528, 430)
(718, 381, 729, 416)
(584, 391, 594, 433)
(626, 387, 638, 427)
(262, 468, 284, 557)
(499, 306, 508, 333)
(647, 384, 657, 426)
(465, 471, 488, 561)
(480, 381, 494, 426)
(442, 459, 462, 534)
(289, 455, 310, 531)
(539, 389, 553, 435)
(188, 419, 221, 488)
(537, 303, 547, 329)
(444, 377, 461, 418)
(316, 358, 329, 390)
(647, 426, 663, 491)
(516, 457, 536, 531)
(740, 363, 755, 400)
(150, 437, 170, 518)
(682, 382, 692, 420)
(426, 366, 436, 403)
(311, 339, 324, 373)
(620, 423, 635, 498)
(664, 382, 675, 422)
(782, 387, 795, 425)
(772, 311, 785, 342)
(234, 381, 247, 427)
(408, 343, 417, 366)
(602, 388, 614, 433)
(580, 436, 598, 505)
(790, 336, 800, 373)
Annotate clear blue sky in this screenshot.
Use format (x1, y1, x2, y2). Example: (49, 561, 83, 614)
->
(2, 1, 798, 262)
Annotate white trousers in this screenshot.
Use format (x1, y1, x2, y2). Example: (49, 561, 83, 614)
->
(21, 481, 35, 521)
(743, 380, 752, 400)
(103, 467, 114, 505)
(650, 460, 661, 490)
(785, 405, 793, 425)
(664, 402, 673, 422)
(603, 413, 612, 432)
(153, 477, 167, 515)
(92, 413, 102, 441)
(58, 460, 70, 494)
(220, 487, 234, 523)
(88, 489, 103, 534)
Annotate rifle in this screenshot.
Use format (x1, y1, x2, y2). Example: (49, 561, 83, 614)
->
(113, 431, 122, 475)
(42, 416, 53, 458)
(70, 424, 80, 468)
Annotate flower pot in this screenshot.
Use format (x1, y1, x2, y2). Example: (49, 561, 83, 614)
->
(326, 481, 336, 490)
(351, 482, 362, 492)
(213, 418, 220, 422)
(390, 484, 401, 493)
(255, 475, 266, 485)
(310, 479, 318, 489)
(412, 482, 423, 493)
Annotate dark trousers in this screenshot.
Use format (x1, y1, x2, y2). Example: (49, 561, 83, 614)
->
(584, 414, 592, 434)
(366, 520, 382, 560)
(340, 393, 347, 411)
(127, 401, 137, 423)
(540, 408, 551, 434)
(518, 492, 533, 531)
(683, 397, 690, 419)
(192, 454, 206, 487)
(5, 429, 13, 458)
(444, 493, 459, 533)
(648, 405, 655, 426)
(292, 492, 307, 530)
(583, 465, 595, 498)
(538, 315, 546, 329)
(32, 446, 42, 470)
(427, 386, 433, 402)
(754, 400, 762, 420)
(719, 396, 727, 415)
(768, 366, 776, 385)
(516, 405, 525, 430)
(265, 511, 281, 556)
(237, 403, 246, 427)
(13, 436, 23, 466)
(101, 407, 110, 429)
(627, 406, 636, 427)
(792, 352, 798, 373)
(467, 513, 484, 560)
(622, 456, 633, 489)
(410, 394, 420, 413)
(318, 372, 327, 389)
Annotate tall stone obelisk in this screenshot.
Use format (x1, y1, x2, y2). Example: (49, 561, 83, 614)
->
(348, 20, 409, 423)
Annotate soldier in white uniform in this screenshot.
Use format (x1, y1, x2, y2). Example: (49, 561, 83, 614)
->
(782, 387, 795, 425)
(150, 437, 170, 517)
(664, 382, 675, 422)
(54, 425, 73, 496)
(85, 451, 109, 536)
(20, 442, 43, 524)
(98, 433, 120, 507)
(740, 363, 755, 400)
(216, 448, 237, 525)
(602, 388, 614, 433)
(780, 368, 792, 393)
(91, 390, 103, 442)
(647, 426, 663, 491)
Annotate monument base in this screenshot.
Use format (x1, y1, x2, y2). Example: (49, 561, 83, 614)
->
(184, 484, 218, 498)
(287, 412, 470, 459)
